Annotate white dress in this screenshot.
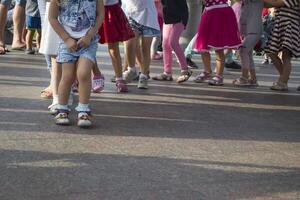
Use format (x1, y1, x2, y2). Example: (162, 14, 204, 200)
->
(39, 2, 60, 56)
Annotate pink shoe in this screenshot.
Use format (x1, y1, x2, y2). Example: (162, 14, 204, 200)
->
(116, 79, 128, 93)
(151, 52, 163, 60)
(92, 75, 105, 93)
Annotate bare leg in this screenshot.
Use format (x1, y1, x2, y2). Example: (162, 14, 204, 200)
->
(58, 62, 76, 105)
(12, 4, 26, 49)
(280, 49, 292, 84)
(77, 58, 93, 104)
(201, 52, 212, 73)
(51, 57, 62, 97)
(0, 4, 8, 53)
(25, 29, 34, 50)
(140, 36, 153, 75)
(36, 30, 41, 49)
(215, 49, 225, 76)
(124, 32, 139, 68)
(108, 42, 123, 78)
(268, 52, 283, 75)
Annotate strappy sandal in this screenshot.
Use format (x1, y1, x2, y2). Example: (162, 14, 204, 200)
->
(270, 81, 288, 91)
(152, 73, 173, 81)
(208, 75, 224, 86)
(194, 71, 212, 83)
(177, 69, 192, 83)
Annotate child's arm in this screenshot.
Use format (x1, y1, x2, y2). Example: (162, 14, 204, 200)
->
(48, 0, 78, 52)
(263, 0, 285, 7)
(77, 0, 105, 48)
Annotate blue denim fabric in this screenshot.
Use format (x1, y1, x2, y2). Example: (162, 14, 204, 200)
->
(56, 35, 98, 63)
(128, 17, 160, 37)
(59, 0, 97, 29)
(1, 0, 26, 7)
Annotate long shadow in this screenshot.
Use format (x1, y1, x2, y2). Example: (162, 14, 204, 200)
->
(0, 149, 299, 200)
(0, 96, 299, 142)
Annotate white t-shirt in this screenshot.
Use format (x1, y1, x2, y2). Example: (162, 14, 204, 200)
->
(122, 0, 159, 30)
(104, 0, 119, 6)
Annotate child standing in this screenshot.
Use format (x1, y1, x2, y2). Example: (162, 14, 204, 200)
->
(233, 0, 263, 87)
(25, 0, 41, 54)
(152, 0, 192, 83)
(98, 0, 134, 92)
(122, 0, 160, 89)
(193, 0, 241, 86)
(264, 0, 300, 91)
(49, 0, 104, 127)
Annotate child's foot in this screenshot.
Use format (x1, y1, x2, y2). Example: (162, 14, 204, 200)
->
(77, 112, 92, 128)
(92, 75, 105, 93)
(194, 71, 212, 83)
(25, 48, 35, 55)
(138, 74, 148, 89)
(186, 57, 199, 69)
(270, 81, 288, 91)
(152, 73, 173, 81)
(208, 75, 224, 86)
(123, 68, 139, 83)
(177, 69, 192, 83)
(116, 79, 128, 92)
(55, 111, 70, 126)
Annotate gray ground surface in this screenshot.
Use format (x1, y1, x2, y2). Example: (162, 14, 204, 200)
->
(0, 46, 299, 200)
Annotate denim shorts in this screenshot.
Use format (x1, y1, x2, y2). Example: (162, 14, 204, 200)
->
(26, 16, 41, 29)
(0, 0, 26, 7)
(128, 17, 160, 37)
(56, 35, 98, 64)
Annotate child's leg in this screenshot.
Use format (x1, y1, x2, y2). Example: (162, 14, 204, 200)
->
(280, 48, 292, 84)
(50, 56, 62, 100)
(162, 24, 173, 74)
(25, 29, 34, 49)
(36, 29, 41, 49)
(200, 52, 212, 73)
(92, 62, 102, 77)
(108, 42, 122, 78)
(169, 22, 188, 71)
(77, 58, 93, 104)
(268, 52, 283, 75)
(140, 36, 153, 75)
(58, 62, 76, 105)
(240, 33, 261, 79)
(124, 32, 139, 69)
(215, 49, 225, 76)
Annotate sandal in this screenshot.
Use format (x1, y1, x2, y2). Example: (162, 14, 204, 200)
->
(41, 90, 53, 99)
(208, 75, 224, 86)
(152, 73, 173, 81)
(177, 69, 192, 83)
(194, 71, 212, 83)
(233, 76, 249, 86)
(270, 81, 288, 91)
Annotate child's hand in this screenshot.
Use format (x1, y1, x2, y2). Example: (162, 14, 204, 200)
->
(77, 35, 92, 48)
(65, 38, 78, 52)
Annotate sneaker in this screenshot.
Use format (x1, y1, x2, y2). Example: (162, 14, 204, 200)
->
(116, 79, 128, 92)
(208, 75, 224, 86)
(186, 57, 199, 69)
(49, 103, 59, 115)
(25, 48, 35, 54)
(194, 71, 212, 83)
(270, 81, 288, 91)
(55, 111, 70, 125)
(77, 112, 92, 128)
(123, 68, 139, 83)
(152, 73, 173, 81)
(138, 74, 148, 89)
(92, 75, 105, 93)
(225, 61, 241, 70)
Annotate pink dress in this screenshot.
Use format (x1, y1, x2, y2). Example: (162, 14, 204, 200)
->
(194, 0, 241, 52)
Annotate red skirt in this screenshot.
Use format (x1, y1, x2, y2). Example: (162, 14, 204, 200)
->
(98, 3, 135, 44)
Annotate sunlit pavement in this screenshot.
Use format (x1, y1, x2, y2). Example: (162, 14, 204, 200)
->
(0, 45, 299, 200)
